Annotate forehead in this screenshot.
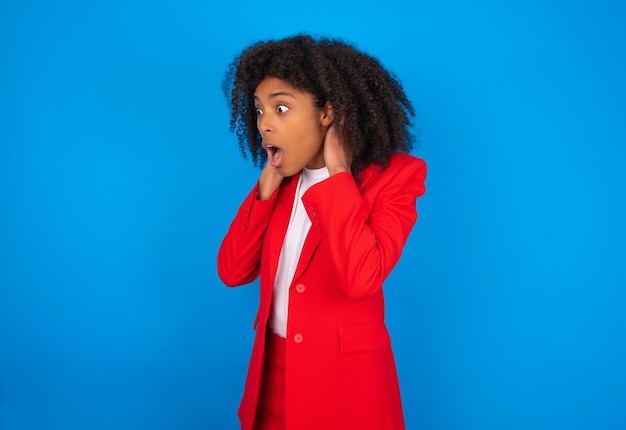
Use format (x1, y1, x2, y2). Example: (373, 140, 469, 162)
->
(253, 77, 309, 100)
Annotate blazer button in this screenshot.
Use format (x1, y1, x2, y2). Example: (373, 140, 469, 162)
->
(294, 333, 303, 343)
(295, 284, 306, 293)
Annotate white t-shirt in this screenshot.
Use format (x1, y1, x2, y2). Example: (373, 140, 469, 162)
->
(270, 166, 330, 338)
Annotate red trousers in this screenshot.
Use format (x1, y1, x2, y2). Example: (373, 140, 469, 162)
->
(253, 332, 285, 430)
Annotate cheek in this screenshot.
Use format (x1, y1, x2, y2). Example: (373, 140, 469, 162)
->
(309, 129, 325, 152)
(284, 115, 324, 159)
(302, 119, 324, 146)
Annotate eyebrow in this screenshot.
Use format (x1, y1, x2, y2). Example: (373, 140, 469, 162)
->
(254, 91, 296, 100)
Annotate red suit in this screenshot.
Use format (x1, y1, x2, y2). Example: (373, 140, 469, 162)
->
(218, 153, 427, 430)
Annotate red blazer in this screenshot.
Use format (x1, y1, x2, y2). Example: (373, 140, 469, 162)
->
(218, 153, 426, 430)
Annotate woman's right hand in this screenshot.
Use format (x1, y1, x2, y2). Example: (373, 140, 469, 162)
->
(257, 162, 284, 200)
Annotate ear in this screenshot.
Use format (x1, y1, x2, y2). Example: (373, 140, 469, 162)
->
(320, 102, 334, 127)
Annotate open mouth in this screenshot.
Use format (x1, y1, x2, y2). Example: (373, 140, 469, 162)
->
(265, 144, 282, 162)
(267, 145, 280, 158)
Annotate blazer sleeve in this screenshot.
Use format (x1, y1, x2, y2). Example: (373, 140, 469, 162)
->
(301, 156, 426, 300)
(217, 182, 279, 287)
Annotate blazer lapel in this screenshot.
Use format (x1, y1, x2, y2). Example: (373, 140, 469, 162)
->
(269, 167, 372, 287)
(266, 173, 299, 289)
(290, 167, 378, 282)
(291, 224, 321, 282)
(292, 167, 377, 281)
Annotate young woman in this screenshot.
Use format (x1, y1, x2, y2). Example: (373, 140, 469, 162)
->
(218, 35, 427, 430)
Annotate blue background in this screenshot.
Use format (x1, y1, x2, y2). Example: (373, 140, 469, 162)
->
(1, 0, 625, 429)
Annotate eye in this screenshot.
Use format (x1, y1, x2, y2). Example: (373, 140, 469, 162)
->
(255, 108, 263, 116)
(276, 105, 290, 114)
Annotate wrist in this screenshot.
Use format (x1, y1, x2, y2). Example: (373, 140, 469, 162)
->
(257, 165, 283, 200)
(257, 182, 278, 200)
(328, 165, 351, 176)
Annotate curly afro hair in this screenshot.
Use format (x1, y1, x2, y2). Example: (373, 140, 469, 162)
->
(222, 34, 417, 178)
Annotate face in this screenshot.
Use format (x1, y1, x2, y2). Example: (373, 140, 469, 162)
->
(254, 77, 332, 177)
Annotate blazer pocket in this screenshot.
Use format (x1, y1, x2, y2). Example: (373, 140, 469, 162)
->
(338, 321, 391, 354)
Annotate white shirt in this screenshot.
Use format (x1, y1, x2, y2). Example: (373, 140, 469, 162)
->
(270, 166, 330, 337)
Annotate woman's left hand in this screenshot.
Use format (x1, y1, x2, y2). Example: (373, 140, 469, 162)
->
(323, 124, 352, 176)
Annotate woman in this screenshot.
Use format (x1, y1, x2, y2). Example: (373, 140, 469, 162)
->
(218, 34, 427, 430)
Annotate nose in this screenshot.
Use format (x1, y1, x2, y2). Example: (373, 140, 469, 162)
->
(257, 113, 272, 135)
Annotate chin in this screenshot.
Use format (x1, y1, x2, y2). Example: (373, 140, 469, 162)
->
(277, 164, 303, 178)
(279, 169, 299, 178)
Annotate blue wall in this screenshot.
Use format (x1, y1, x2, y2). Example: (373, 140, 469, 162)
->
(1, 1, 624, 429)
